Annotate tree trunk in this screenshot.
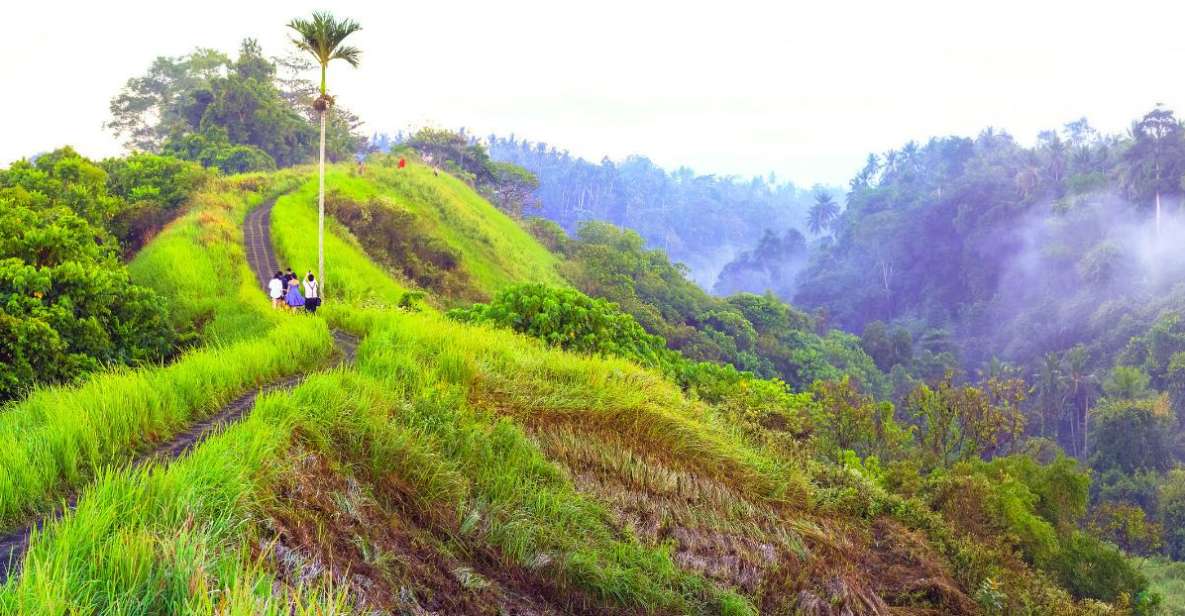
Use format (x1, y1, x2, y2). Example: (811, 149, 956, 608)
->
(318, 108, 326, 298)
(1156, 191, 1162, 236)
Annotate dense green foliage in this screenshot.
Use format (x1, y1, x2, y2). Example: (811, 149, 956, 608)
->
(542, 219, 886, 394)
(448, 284, 671, 367)
(0, 148, 210, 400)
(108, 39, 363, 171)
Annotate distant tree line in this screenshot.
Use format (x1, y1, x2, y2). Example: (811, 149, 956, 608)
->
(480, 135, 827, 286)
(107, 39, 365, 173)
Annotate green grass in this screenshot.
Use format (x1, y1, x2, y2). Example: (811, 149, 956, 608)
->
(1138, 557, 1185, 615)
(0, 374, 358, 614)
(1, 350, 754, 614)
(129, 173, 301, 344)
(271, 177, 409, 306)
(272, 162, 565, 305)
(367, 160, 567, 293)
(0, 316, 332, 531)
(330, 305, 802, 505)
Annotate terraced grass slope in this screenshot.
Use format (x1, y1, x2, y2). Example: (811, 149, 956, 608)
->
(0, 167, 1158, 615)
(272, 158, 565, 306)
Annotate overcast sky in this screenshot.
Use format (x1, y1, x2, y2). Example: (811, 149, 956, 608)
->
(4, 0, 1185, 186)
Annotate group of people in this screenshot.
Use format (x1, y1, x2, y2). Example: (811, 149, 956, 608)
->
(269, 268, 320, 313)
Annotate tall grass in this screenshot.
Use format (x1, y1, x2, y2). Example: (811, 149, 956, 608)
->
(1, 358, 754, 614)
(0, 374, 359, 614)
(1138, 557, 1185, 615)
(0, 316, 332, 530)
(330, 304, 803, 504)
(272, 162, 565, 304)
(367, 160, 568, 292)
(130, 172, 303, 343)
(271, 178, 410, 306)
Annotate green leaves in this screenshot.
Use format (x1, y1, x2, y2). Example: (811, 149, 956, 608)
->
(0, 151, 179, 402)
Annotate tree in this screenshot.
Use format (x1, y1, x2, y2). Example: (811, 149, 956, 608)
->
(287, 11, 362, 299)
(809, 376, 907, 463)
(108, 40, 361, 167)
(807, 191, 840, 235)
(1089, 396, 1175, 475)
(906, 372, 1027, 468)
(1102, 365, 1152, 401)
(1160, 468, 1185, 559)
(1122, 106, 1185, 235)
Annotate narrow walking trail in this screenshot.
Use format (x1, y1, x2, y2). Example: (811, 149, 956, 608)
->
(0, 194, 357, 584)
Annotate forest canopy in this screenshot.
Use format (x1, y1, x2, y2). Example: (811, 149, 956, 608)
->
(107, 39, 365, 172)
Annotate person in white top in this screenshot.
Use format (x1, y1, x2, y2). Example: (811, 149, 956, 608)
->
(268, 271, 284, 309)
(303, 272, 321, 314)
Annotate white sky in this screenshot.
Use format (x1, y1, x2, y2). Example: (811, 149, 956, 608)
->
(3, 0, 1185, 186)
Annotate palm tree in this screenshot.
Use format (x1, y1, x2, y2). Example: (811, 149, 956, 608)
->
(287, 11, 362, 297)
(808, 191, 840, 235)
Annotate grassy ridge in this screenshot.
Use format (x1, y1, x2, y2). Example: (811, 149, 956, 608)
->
(271, 162, 565, 304)
(271, 177, 409, 306)
(129, 173, 300, 343)
(367, 160, 567, 293)
(1, 342, 754, 613)
(0, 317, 332, 531)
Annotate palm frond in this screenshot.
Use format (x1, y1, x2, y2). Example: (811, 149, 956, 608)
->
(331, 45, 362, 67)
(286, 11, 362, 67)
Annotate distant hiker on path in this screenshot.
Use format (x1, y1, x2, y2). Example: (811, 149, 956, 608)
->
(303, 272, 320, 314)
(269, 271, 284, 308)
(397, 157, 406, 169)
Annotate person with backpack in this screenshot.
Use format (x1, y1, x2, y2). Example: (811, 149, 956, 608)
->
(268, 271, 284, 309)
(303, 272, 321, 314)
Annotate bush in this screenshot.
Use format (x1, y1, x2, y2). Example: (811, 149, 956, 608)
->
(1048, 531, 1148, 603)
(1090, 397, 1176, 475)
(448, 284, 672, 369)
(1160, 469, 1185, 560)
(0, 203, 174, 401)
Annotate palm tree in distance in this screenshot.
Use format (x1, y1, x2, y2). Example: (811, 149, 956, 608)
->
(808, 191, 840, 235)
(287, 11, 362, 298)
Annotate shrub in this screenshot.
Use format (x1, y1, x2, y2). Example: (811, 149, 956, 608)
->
(0, 199, 174, 401)
(1087, 502, 1164, 556)
(448, 284, 672, 368)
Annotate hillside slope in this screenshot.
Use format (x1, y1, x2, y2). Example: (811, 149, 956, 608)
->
(0, 167, 1162, 615)
(271, 157, 565, 307)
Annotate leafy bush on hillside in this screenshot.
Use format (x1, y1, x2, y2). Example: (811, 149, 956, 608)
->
(0, 203, 173, 401)
(0, 147, 201, 400)
(448, 284, 673, 369)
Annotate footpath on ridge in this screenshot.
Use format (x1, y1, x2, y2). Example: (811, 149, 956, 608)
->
(0, 194, 357, 584)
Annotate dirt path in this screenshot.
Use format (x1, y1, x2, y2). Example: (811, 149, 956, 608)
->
(245, 195, 281, 289)
(0, 195, 357, 584)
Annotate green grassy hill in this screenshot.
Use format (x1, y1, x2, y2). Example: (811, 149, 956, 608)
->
(271, 157, 565, 307)
(0, 165, 1169, 615)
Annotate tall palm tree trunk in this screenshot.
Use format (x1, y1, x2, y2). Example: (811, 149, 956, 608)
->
(318, 108, 326, 297)
(1156, 191, 1162, 237)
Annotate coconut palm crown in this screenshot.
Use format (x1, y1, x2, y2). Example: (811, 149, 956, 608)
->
(287, 11, 362, 104)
